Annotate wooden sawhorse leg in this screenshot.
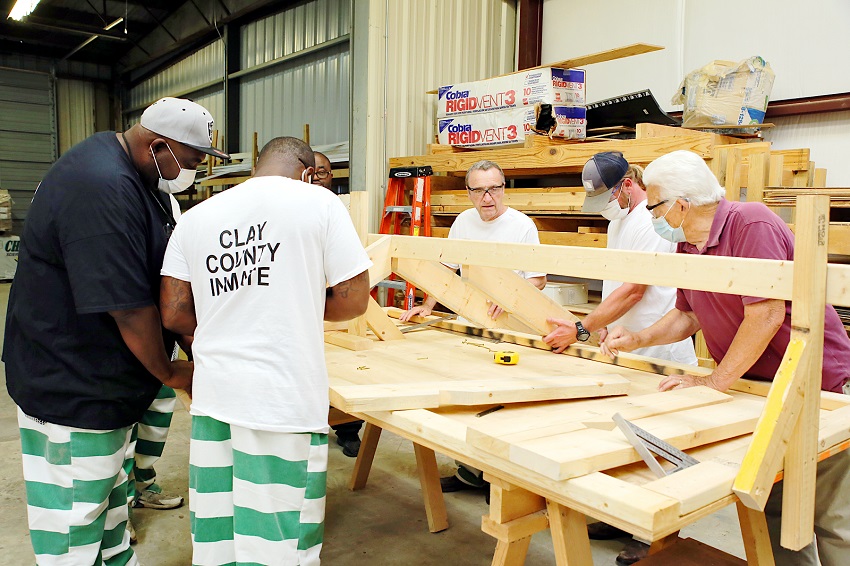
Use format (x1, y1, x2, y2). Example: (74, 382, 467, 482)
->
(482, 475, 549, 566)
(349, 422, 382, 490)
(737, 501, 776, 566)
(347, 424, 449, 533)
(413, 443, 449, 532)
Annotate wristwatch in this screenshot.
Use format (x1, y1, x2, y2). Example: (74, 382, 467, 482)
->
(574, 321, 591, 342)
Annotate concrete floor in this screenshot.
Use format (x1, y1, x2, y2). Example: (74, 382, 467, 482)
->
(0, 282, 748, 565)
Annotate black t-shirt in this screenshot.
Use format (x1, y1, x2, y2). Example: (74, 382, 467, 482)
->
(3, 132, 177, 429)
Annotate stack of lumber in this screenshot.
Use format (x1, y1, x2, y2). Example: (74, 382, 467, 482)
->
(762, 187, 850, 207)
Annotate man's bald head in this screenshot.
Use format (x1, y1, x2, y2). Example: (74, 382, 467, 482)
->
(255, 136, 315, 182)
(313, 151, 333, 191)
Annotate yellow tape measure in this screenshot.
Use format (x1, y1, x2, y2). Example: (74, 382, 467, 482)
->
(494, 351, 519, 365)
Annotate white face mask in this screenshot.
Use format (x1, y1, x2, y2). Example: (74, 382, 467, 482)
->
(599, 188, 629, 221)
(150, 143, 197, 194)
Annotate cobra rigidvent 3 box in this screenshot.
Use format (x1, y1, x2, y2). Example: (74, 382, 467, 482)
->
(437, 67, 585, 118)
(437, 106, 586, 149)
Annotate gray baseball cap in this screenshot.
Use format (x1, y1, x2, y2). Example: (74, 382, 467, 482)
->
(141, 97, 230, 160)
(581, 152, 629, 213)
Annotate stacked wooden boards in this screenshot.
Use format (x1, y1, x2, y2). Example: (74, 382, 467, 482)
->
(326, 327, 850, 541)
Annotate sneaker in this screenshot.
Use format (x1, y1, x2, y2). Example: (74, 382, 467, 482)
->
(439, 475, 487, 493)
(336, 436, 361, 458)
(134, 487, 184, 510)
(615, 539, 650, 566)
(126, 518, 137, 545)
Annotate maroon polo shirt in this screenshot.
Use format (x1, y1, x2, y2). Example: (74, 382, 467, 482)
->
(676, 198, 850, 393)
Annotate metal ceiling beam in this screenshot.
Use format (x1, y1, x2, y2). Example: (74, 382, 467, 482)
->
(18, 18, 127, 41)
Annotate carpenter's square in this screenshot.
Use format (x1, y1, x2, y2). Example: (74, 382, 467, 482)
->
(612, 412, 700, 478)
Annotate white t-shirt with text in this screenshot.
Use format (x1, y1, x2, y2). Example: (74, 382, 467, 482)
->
(603, 201, 697, 365)
(161, 176, 372, 433)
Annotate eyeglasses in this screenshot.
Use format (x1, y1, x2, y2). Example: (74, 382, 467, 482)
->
(467, 184, 505, 198)
(646, 199, 670, 217)
(313, 168, 331, 180)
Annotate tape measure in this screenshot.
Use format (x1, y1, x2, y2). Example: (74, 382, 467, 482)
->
(494, 351, 519, 365)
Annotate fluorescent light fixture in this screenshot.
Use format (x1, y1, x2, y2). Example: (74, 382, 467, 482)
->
(8, 0, 41, 21)
(104, 17, 123, 31)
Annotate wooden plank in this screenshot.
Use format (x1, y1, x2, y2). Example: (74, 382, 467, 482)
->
(644, 461, 738, 516)
(330, 375, 630, 413)
(511, 400, 764, 481)
(464, 265, 579, 333)
(349, 423, 381, 491)
(547, 500, 594, 566)
(481, 511, 549, 542)
(413, 443, 449, 533)
(789, 223, 850, 256)
(388, 235, 796, 302)
(430, 226, 608, 248)
(364, 298, 405, 341)
(812, 168, 827, 188)
(732, 339, 806, 510)
(636, 123, 744, 146)
(393, 257, 530, 332)
(746, 151, 769, 204)
(467, 387, 733, 460)
(577, 226, 606, 234)
(388, 135, 714, 176)
(324, 330, 374, 351)
(426, 43, 663, 93)
(488, 481, 546, 524)
(771, 149, 810, 171)
(349, 190, 369, 245)
(781, 195, 828, 550)
(365, 234, 393, 288)
(637, 537, 747, 565)
(736, 501, 776, 566)
(725, 147, 743, 201)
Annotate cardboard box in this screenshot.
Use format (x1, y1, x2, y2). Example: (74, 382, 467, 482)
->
(437, 105, 586, 149)
(0, 189, 12, 232)
(437, 67, 585, 118)
(673, 56, 775, 128)
(543, 282, 588, 306)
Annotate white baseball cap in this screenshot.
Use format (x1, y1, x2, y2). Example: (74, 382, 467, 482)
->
(141, 97, 230, 160)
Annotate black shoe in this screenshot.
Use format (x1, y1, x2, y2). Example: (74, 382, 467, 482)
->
(587, 522, 630, 540)
(615, 539, 650, 565)
(440, 475, 486, 493)
(337, 436, 361, 457)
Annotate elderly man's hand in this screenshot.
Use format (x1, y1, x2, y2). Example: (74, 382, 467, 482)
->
(599, 325, 639, 358)
(400, 305, 432, 322)
(657, 373, 724, 392)
(543, 318, 578, 354)
(486, 300, 504, 320)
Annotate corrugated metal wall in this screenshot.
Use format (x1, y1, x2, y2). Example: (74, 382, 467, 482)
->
(0, 68, 56, 230)
(353, 0, 516, 230)
(239, 0, 351, 149)
(56, 79, 95, 155)
(384, 0, 517, 159)
(127, 41, 225, 111)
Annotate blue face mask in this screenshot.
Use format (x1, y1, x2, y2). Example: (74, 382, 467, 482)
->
(651, 200, 689, 243)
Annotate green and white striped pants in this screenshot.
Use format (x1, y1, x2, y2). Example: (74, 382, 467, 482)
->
(130, 384, 176, 501)
(190, 413, 328, 566)
(17, 407, 138, 566)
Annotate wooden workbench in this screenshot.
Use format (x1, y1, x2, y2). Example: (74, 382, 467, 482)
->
(326, 327, 850, 565)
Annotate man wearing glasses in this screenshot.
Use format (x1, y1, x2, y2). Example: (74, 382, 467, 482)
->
(401, 159, 546, 494)
(312, 151, 334, 192)
(604, 149, 850, 566)
(400, 159, 546, 322)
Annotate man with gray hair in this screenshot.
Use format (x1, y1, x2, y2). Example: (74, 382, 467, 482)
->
(401, 159, 546, 493)
(604, 149, 850, 565)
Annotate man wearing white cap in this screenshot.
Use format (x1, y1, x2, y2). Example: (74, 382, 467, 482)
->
(4, 97, 227, 565)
